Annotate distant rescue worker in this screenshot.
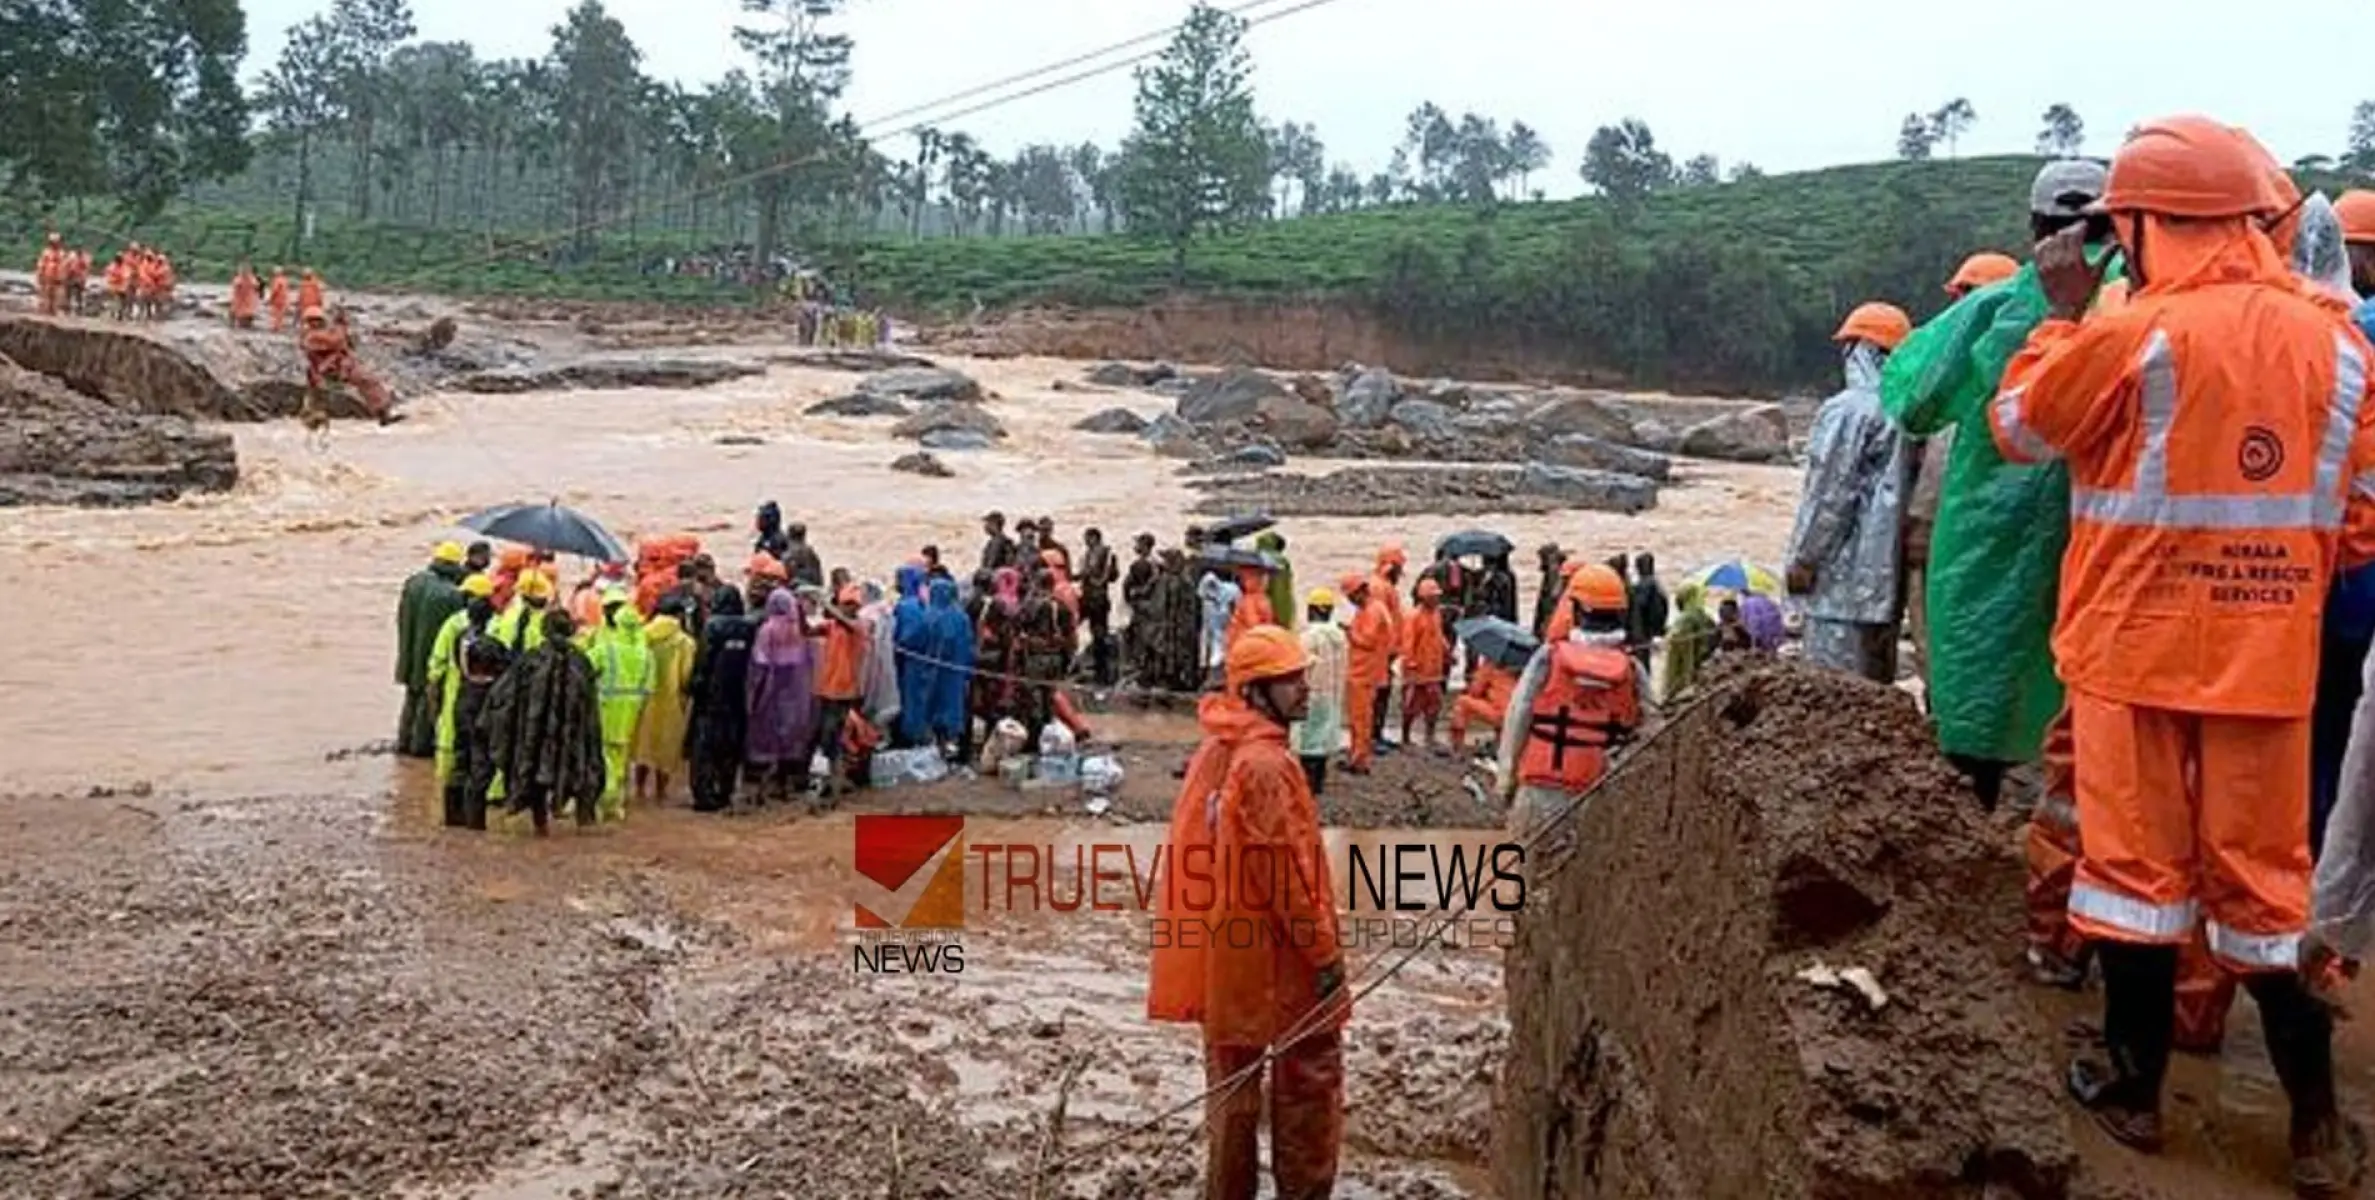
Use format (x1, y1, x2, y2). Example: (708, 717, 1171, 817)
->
(1290, 587, 1348, 793)
(1497, 564, 1645, 839)
(267, 267, 291, 333)
(297, 268, 324, 318)
(301, 306, 401, 425)
(1146, 625, 1349, 1200)
(395, 541, 470, 758)
(429, 574, 504, 828)
(105, 251, 131, 320)
(1368, 545, 1409, 750)
(64, 244, 89, 315)
(229, 261, 261, 329)
(34, 233, 68, 316)
(1450, 654, 1517, 755)
(1342, 574, 1393, 774)
(1400, 578, 1451, 750)
(1531, 543, 1567, 638)
(584, 586, 653, 820)
(1991, 116, 2375, 1189)
(1785, 301, 1915, 682)
(630, 599, 697, 804)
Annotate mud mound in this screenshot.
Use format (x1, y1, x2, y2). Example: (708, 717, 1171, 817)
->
(1192, 464, 1656, 519)
(1500, 661, 2074, 1199)
(0, 353, 237, 506)
(446, 358, 765, 394)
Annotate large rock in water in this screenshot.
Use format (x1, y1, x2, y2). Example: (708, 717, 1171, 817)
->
(1525, 392, 1639, 444)
(893, 402, 1006, 442)
(1140, 413, 1206, 458)
(1388, 398, 1456, 440)
(890, 451, 954, 477)
(1074, 407, 1150, 435)
(1176, 366, 1289, 424)
(1499, 663, 2074, 1199)
(0, 352, 238, 506)
(1677, 404, 1791, 462)
(1255, 395, 1340, 449)
(1534, 434, 1673, 483)
(1338, 368, 1402, 429)
(806, 392, 912, 418)
(919, 428, 994, 452)
(858, 365, 983, 404)
(1514, 463, 1658, 514)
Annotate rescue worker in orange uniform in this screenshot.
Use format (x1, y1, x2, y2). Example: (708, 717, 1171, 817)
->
(64, 245, 89, 315)
(1449, 655, 1516, 756)
(33, 233, 68, 316)
(1367, 545, 1409, 751)
(229, 261, 261, 330)
(1341, 574, 1393, 774)
(1146, 624, 1348, 1200)
(300, 306, 402, 426)
(1222, 563, 1275, 652)
(104, 251, 130, 320)
(1990, 115, 2375, 1189)
(1946, 251, 2022, 300)
(1400, 578, 1452, 750)
(267, 267, 291, 333)
(297, 269, 324, 319)
(1497, 564, 1645, 838)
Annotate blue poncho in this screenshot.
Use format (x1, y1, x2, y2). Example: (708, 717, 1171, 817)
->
(923, 578, 977, 742)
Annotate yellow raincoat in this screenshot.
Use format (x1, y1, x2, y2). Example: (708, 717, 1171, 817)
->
(630, 613, 696, 780)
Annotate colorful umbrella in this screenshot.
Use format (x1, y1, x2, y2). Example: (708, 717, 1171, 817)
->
(1684, 559, 1781, 597)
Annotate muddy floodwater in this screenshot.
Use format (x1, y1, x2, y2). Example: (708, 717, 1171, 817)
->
(0, 331, 1804, 1197)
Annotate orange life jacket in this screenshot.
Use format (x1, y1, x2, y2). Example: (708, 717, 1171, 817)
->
(1517, 641, 1640, 792)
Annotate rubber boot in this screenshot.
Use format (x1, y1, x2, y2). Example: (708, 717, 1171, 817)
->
(2069, 940, 2175, 1152)
(2243, 972, 2366, 1197)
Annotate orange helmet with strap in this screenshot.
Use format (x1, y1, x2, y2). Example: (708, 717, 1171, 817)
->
(1563, 564, 1627, 614)
(1226, 624, 1311, 691)
(1832, 302, 1912, 351)
(2099, 115, 2283, 219)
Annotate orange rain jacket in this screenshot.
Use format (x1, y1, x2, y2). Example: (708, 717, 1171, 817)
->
(230, 270, 260, 323)
(1402, 600, 1451, 687)
(267, 272, 290, 329)
(1992, 218, 2375, 718)
(1223, 566, 1275, 652)
(298, 273, 324, 315)
(1145, 694, 1347, 1048)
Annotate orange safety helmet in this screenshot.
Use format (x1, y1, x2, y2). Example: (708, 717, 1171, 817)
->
(1225, 624, 1312, 691)
(1563, 563, 1628, 614)
(1376, 544, 1408, 570)
(1832, 302, 1912, 351)
(1945, 252, 2020, 295)
(2098, 115, 2282, 219)
(2336, 191, 2375, 245)
(1337, 572, 1369, 597)
(745, 552, 788, 581)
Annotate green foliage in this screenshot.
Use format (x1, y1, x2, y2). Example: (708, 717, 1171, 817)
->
(1116, 3, 1271, 279)
(0, 0, 251, 218)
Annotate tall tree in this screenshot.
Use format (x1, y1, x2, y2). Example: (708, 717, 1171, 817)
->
(1929, 97, 1977, 158)
(2347, 101, 2375, 176)
(1504, 122, 1549, 200)
(1896, 113, 1936, 161)
(1067, 142, 1111, 232)
(1266, 120, 1324, 217)
(1579, 118, 1672, 207)
(1115, 3, 1271, 279)
(0, 0, 251, 219)
(1449, 113, 1505, 205)
(1678, 153, 1720, 187)
(2036, 103, 2084, 156)
(1726, 160, 1764, 183)
(258, 16, 348, 243)
(326, 0, 417, 221)
(732, 0, 856, 275)
(546, 0, 644, 254)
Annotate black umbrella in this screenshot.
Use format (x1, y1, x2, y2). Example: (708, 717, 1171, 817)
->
(1202, 513, 1276, 545)
(1437, 529, 1515, 561)
(1198, 545, 1277, 571)
(1454, 616, 1538, 671)
(460, 501, 628, 563)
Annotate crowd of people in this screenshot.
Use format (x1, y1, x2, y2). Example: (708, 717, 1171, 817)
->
(1764, 123, 2375, 1197)
(32, 233, 180, 320)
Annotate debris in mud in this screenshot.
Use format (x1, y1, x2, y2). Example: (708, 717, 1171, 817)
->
(1074, 407, 1151, 435)
(1183, 442, 1288, 474)
(446, 358, 765, 394)
(895, 402, 1007, 442)
(779, 348, 937, 373)
(1677, 403, 1791, 463)
(714, 433, 767, 446)
(1500, 661, 2075, 1199)
(0, 352, 238, 506)
(1191, 463, 1658, 519)
(1176, 367, 1338, 449)
(1085, 360, 1179, 388)
(1139, 413, 1206, 458)
(920, 428, 996, 452)
(891, 452, 955, 478)
(858, 365, 984, 404)
(1531, 433, 1673, 482)
(807, 392, 913, 418)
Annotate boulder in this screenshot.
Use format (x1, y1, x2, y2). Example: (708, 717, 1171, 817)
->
(1424, 379, 1475, 409)
(1535, 434, 1674, 482)
(1677, 404, 1791, 463)
(1290, 374, 1333, 407)
(1389, 398, 1456, 440)
(1254, 395, 1341, 450)
(1514, 463, 1658, 514)
(806, 392, 912, 418)
(890, 451, 955, 478)
(1339, 368, 1402, 429)
(858, 365, 984, 404)
(1452, 411, 1516, 438)
(918, 428, 994, 452)
(1074, 407, 1151, 435)
(1526, 392, 1638, 445)
(1086, 361, 1141, 387)
(1222, 443, 1287, 469)
(1632, 418, 1682, 454)
(1140, 413, 1206, 458)
(893, 402, 1007, 442)
(1176, 367, 1290, 425)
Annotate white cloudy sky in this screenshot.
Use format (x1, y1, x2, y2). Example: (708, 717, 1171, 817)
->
(242, 0, 2375, 197)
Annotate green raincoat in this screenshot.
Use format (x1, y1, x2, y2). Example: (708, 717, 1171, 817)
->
(1879, 254, 2116, 762)
(584, 607, 653, 822)
(1256, 532, 1296, 631)
(395, 564, 465, 750)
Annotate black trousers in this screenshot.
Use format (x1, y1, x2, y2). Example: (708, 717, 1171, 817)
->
(690, 725, 745, 811)
(1085, 598, 1115, 685)
(2097, 941, 2337, 1134)
(398, 684, 438, 758)
(1299, 754, 1328, 796)
(1372, 686, 1392, 745)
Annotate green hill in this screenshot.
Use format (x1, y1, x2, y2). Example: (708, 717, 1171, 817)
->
(7, 156, 2060, 392)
